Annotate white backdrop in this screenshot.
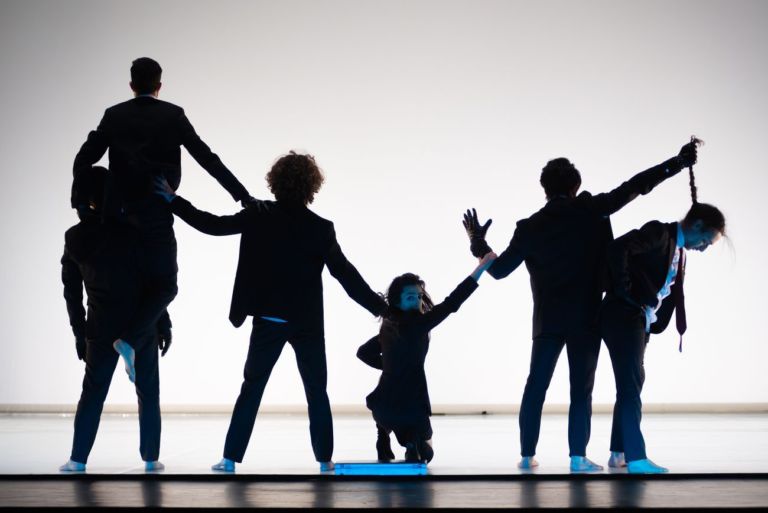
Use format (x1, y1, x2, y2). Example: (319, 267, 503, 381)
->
(0, 0, 766, 409)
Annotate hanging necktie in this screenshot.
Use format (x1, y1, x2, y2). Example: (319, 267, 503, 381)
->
(672, 248, 687, 352)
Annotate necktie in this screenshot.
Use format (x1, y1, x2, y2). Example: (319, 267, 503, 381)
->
(673, 248, 687, 352)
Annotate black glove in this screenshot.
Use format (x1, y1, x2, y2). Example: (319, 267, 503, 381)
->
(158, 330, 172, 357)
(676, 139, 699, 169)
(241, 196, 259, 209)
(75, 337, 86, 361)
(462, 208, 493, 258)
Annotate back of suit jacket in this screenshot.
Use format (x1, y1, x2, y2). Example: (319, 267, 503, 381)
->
(73, 97, 249, 208)
(486, 161, 679, 337)
(170, 197, 386, 328)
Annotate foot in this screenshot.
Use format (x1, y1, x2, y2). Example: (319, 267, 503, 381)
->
(608, 451, 627, 468)
(517, 456, 539, 470)
(211, 458, 235, 472)
(376, 436, 395, 462)
(570, 455, 604, 472)
(417, 439, 434, 464)
(59, 459, 86, 472)
(319, 461, 335, 472)
(404, 442, 420, 463)
(145, 461, 165, 472)
(627, 458, 669, 474)
(113, 339, 136, 383)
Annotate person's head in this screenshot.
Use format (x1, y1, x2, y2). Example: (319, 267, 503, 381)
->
(130, 57, 162, 96)
(266, 151, 325, 205)
(540, 158, 582, 200)
(681, 202, 725, 251)
(72, 166, 107, 219)
(384, 273, 434, 317)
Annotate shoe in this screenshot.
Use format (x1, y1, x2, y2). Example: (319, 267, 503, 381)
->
(608, 451, 627, 468)
(212, 458, 235, 472)
(417, 439, 434, 464)
(113, 339, 136, 383)
(627, 458, 669, 474)
(570, 456, 603, 472)
(145, 461, 165, 472)
(404, 442, 421, 463)
(517, 456, 539, 469)
(59, 459, 86, 472)
(319, 461, 335, 472)
(376, 437, 395, 462)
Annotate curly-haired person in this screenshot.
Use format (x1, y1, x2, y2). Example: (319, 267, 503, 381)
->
(155, 151, 386, 473)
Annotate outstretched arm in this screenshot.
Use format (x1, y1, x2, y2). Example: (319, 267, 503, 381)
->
(72, 114, 109, 208)
(325, 227, 387, 317)
(589, 140, 698, 216)
(177, 111, 251, 203)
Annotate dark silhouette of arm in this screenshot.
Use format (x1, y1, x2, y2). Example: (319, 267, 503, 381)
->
(607, 221, 668, 306)
(72, 113, 110, 208)
(486, 225, 526, 279)
(61, 248, 86, 341)
(325, 227, 387, 317)
(357, 335, 383, 369)
(411, 277, 479, 334)
(588, 159, 683, 217)
(170, 195, 248, 236)
(156, 309, 172, 335)
(177, 112, 250, 202)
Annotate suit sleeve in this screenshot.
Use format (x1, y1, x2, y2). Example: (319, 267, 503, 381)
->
(487, 224, 526, 280)
(325, 226, 387, 317)
(412, 277, 479, 334)
(587, 158, 682, 217)
(177, 111, 250, 202)
(170, 195, 248, 236)
(71, 112, 110, 208)
(606, 221, 669, 304)
(61, 248, 86, 341)
(356, 335, 383, 370)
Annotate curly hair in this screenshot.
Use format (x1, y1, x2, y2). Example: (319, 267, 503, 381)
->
(382, 273, 434, 320)
(266, 151, 325, 205)
(540, 157, 582, 199)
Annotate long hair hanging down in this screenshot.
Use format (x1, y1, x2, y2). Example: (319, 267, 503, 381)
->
(682, 136, 726, 234)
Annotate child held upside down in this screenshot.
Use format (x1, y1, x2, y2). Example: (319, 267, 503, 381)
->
(357, 252, 496, 463)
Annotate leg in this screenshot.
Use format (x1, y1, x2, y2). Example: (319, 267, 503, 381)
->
(133, 333, 161, 464)
(69, 341, 119, 465)
(376, 423, 395, 462)
(565, 330, 603, 472)
(290, 326, 333, 463)
(519, 334, 566, 459)
(222, 320, 288, 463)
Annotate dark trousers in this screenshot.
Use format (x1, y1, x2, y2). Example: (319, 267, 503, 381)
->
(519, 331, 601, 457)
(121, 198, 178, 347)
(600, 299, 649, 462)
(375, 419, 433, 448)
(70, 333, 161, 463)
(223, 319, 333, 463)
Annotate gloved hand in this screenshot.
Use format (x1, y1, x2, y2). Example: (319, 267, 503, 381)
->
(76, 337, 87, 361)
(158, 330, 172, 357)
(462, 208, 493, 258)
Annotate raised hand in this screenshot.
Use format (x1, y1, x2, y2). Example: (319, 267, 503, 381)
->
(462, 208, 493, 258)
(677, 136, 702, 169)
(471, 251, 498, 281)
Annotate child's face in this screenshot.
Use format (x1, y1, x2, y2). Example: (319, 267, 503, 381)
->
(399, 285, 424, 313)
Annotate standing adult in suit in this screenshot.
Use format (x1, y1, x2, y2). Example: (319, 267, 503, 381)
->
(462, 140, 698, 471)
(72, 57, 254, 369)
(59, 166, 172, 472)
(601, 170, 725, 473)
(155, 152, 387, 472)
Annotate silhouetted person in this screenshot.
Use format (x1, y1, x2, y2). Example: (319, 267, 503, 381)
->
(601, 173, 726, 473)
(60, 166, 171, 472)
(358, 257, 496, 464)
(155, 152, 386, 472)
(72, 57, 253, 370)
(463, 140, 698, 471)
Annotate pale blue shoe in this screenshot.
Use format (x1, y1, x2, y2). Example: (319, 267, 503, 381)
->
(608, 451, 627, 468)
(113, 339, 136, 383)
(145, 461, 165, 472)
(212, 458, 235, 472)
(59, 459, 86, 472)
(627, 458, 669, 474)
(319, 461, 335, 472)
(570, 456, 604, 472)
(517, 456, 539, 470)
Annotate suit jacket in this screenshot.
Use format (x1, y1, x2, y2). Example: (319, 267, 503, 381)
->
(62, 217, 171, 344)
(479, 159, 682, 337)
(604, 221, 682, 334)
(170, 196, 386, 328)
(364, 277, 478, 425)
(72, 97, 249, 209)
